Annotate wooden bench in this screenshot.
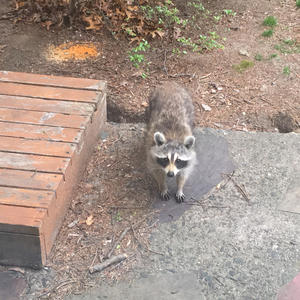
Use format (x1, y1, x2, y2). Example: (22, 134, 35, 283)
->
(0, 71, 106, 268)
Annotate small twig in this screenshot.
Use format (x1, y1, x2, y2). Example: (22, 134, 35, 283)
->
(163, 49, 169, 76)
(224, 173, 250, 202)
(168, 73, 195, 78)
(38, 280, 76, 298)
(198, 73, 211, 80)
(89, 249, 98, 269)
(89, 253, 127, 274)
(130, 222, 164, 256)
(106, 226, 130, 259)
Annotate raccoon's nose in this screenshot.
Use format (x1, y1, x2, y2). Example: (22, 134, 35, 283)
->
(167, 171, 174, 177)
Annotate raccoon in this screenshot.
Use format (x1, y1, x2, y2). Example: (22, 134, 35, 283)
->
(145, 82, 196, 203)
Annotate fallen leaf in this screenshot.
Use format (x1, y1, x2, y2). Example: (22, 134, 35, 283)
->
(86, 215, 94, 226)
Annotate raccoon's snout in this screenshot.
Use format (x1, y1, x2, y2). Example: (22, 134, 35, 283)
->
(167, 171, 174, 177)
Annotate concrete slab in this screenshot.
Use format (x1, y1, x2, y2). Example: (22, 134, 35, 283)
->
(278, 171, 300, 214)
(0, 271, 26, 300)
(66, 128, 300, 300)
(153, 128, 236, 223)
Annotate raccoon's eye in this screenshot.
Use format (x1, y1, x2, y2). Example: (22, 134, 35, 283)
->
(156, 157, 169, 167)
(175, 158, 188, 169)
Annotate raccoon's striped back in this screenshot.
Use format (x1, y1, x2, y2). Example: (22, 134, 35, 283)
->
(146, 82, 194, 145)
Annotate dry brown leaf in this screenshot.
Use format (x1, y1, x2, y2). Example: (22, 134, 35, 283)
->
(15, 1, 25, 9)
(86, 215, 94, 226)
(82, 15, 102, 30)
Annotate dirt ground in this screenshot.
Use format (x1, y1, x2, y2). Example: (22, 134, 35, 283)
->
(0, 0, 299, 299)
(0, 0, 299, 131)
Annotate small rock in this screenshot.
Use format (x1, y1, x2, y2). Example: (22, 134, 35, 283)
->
(211, 89, 217, 94)
(141, 101, 148, 107)
(201, 104, 212, 111)
(260, 84, 268, 92)
(68, 220, 79, 228)
(217, 86, 223, 91)
(239, 49, 250, 57)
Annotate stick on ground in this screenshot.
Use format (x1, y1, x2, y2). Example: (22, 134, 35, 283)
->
(89, 253, 127, 274)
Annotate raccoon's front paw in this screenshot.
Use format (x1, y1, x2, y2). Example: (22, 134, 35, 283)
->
(175, 191, 185, 203)
(160, 190, 170, 201)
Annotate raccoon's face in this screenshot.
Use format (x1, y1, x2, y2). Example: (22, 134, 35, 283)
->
(151, 132, 195, 177)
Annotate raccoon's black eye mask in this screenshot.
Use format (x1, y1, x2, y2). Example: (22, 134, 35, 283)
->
(156, 157, 189, 169)
(156, 157, 169, 168)
(175, 158, 188, 169)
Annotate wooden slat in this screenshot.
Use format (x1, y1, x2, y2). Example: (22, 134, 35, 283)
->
(0, 108, 90, 128)
(0, 136, 76, 157)
(0, 122, 83, 143)
(0, 71, 103, 90)
(0, 82, 98, 103)
(0, 95, 95, 115)
(0, 169, 63, 191)
(0, 204, 45, 228)
(0, 187, 55, 208)
(0, 152, 70, 173)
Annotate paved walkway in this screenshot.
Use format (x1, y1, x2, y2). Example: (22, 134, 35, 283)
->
(68, 127, 300, 300)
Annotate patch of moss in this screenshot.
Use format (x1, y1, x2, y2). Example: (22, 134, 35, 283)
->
(233, 60, 254, 72)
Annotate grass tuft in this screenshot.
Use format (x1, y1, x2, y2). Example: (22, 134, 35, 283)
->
(262, 29, 274, 37)
(233, 60, 254, 72)
(263, 16, 277, 27)
(283, 66, 291, 75)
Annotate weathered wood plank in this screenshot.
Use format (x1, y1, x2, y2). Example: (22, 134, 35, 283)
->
(0, 204, 45, 233)
(0, 152, 70, 173)
(0, 136, 76, 157)
(0, 108, 90, 128)
(0, 122, 83, 143)
(0, 187, 55, 208)
(0, 71, 104, 91)
(0, 95, 95, 115)
(0, 82, 99, 103)
(0, 169, 63, 191)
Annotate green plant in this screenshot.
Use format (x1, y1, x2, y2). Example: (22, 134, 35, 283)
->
(198, 32, 224, 50)
(296, 0, 300, 8)
(263, 16, 277, 27)
(262, 29, 274, 37)
(274, 39, 300, 54)
(283, 66, 291, 75)
(254, 54, 263, 61)
(213, 15, 222, 22)
(233, 60, 254, 72)
(128, 39, 150, 68)
(187, 0, 205, 11)
(223, 9, 236, 16)
(269, 53, 278, 59)
(177, 37, 199, 51)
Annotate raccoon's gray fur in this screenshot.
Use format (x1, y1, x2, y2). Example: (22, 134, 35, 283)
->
(145, 82, 196, 203)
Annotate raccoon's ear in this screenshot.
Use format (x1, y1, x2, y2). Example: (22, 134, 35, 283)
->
(154, 132, 166, 146)
(184, 135, 195, 149)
